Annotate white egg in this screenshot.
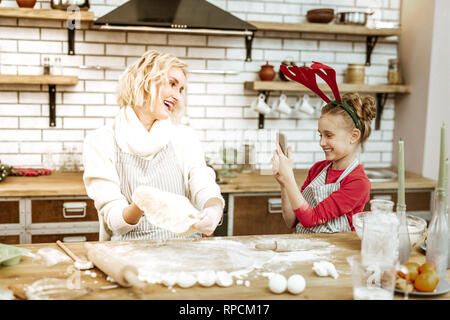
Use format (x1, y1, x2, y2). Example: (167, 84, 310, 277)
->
(216, 271, 233, 287)
(287, 274, 306, 294)
(197, 270, 216, 287)
(176, 272, 197, 288)
(268, 274, 287, 294)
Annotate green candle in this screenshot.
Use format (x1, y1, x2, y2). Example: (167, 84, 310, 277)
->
(397, 140, 405, 206)
(438, 123, 446, 189)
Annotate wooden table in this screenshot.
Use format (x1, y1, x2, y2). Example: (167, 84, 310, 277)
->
(0, 233, 448, 300)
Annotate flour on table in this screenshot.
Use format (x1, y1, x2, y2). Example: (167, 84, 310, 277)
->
(36, 248, 71, 267)
(312, 260, 339, 279)
(132, 185, 201, 235)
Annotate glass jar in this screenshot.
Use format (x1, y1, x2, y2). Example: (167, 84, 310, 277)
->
(346, 64, 365, 84)
(388, 59, 402, 84)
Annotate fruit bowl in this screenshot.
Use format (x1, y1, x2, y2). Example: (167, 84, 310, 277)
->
(353, 212, 427, 248)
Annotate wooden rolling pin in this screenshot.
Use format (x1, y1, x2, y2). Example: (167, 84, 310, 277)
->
(85, 243, 145, 289)
(255, 239, 329, 252)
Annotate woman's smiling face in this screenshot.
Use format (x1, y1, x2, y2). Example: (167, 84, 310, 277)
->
(151, 67, 185, 120)
(318, 113, 355, 163)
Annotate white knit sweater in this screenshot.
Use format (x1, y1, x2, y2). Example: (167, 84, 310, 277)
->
(83, 107, 224, 240)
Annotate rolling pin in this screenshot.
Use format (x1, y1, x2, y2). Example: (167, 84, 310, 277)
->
(85, 243, 145, 289)
(255, 239, 329, 252)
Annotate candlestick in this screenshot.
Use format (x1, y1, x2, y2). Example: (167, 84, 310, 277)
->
(438, 123, 446, 189)
(397, 140, 405, 206)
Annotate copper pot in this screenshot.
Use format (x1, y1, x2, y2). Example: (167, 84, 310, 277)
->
(259, 61, 276, 81)
(16, 0, 36, 8)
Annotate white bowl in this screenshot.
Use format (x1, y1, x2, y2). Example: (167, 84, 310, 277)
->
(353, 211, 427, 248)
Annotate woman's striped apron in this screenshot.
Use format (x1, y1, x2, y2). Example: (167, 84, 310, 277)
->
(111, 140, 201, 241)
(295, 159, 358, 234)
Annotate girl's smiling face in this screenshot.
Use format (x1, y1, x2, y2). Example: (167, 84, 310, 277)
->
(152, 67, 185, 120)
(318, 113, 359, 169)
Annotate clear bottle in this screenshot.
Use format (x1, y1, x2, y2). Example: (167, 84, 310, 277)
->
(396, 203, 411, 264)
(426, 188, 449, 280)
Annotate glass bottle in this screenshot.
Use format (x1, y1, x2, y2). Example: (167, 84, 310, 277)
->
(43, 57, 50, 75)
(426, 188, 449, 280)
(388, 59, 402, 85)
(396, 203, 410, 264)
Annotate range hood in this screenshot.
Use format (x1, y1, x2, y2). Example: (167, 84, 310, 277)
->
(94, 0, 257, 60)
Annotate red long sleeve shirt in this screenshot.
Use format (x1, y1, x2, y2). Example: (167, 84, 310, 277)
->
(293, 160, 371, 231)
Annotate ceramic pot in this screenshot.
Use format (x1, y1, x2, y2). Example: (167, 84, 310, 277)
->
(16, 0, 37, 8)
(259, 61, 275, 81)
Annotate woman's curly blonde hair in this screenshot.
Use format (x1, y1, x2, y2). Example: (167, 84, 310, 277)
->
(117, 50, 188, 123)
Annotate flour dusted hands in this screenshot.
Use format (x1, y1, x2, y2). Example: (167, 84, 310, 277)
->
(193, 205, 223, 236)
(271, 145, 294, 185)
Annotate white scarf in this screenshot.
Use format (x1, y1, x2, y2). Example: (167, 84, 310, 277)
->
(114, 107, 173, 159)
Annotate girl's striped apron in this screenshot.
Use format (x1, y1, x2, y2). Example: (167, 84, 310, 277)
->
(111, 140, 201, 241)
(295, 159, 359, 234)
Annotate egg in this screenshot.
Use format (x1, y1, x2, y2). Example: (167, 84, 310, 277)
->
(287, 274, 306, 294)
(268, 273, 287, 294)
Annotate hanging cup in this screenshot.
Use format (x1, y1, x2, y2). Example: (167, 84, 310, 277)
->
(251, 93, 272, 115)
(295, 94, 315, 115)
(272, 94, 292, 115)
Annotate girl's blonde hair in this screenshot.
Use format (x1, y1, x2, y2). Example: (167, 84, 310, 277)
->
(321, 92, 377, 147)
(117, 50, 188, 123)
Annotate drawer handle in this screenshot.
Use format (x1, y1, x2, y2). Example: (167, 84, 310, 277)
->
(63, 236, 87, 242)
(62, 202, 87, 219)
(268, 198, 282, 214)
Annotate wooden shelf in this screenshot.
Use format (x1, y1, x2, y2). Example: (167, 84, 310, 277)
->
(0, 7, 94, 21)
(0, 74, 78, 86)
(245, 81, 410, 94)
(248, 21, 401, 37)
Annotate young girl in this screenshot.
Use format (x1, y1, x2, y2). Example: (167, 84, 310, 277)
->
(272, 62, 376, 233)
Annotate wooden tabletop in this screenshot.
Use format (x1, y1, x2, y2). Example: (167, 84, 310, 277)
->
(0, 233, 448, 300)
(0, 169, 436, 197)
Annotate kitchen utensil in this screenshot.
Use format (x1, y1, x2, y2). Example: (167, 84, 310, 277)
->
(251, 93, 272, 115)
(335, 11, 374, 26)
(295, 94, 315, 115)
(272, 94, 292, 115)
(56, 240, 93, 270)
(255, 239, 328, 252)
(0, 244, 30, 266)
(50, 0, 90, 11)
(85, 243, 145, 288)
(306, 8, 334, 23)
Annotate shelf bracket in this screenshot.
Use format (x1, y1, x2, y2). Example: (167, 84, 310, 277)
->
(245, 32, 255, 62)
(365, 36, 378, 66)
(67, 19, 76, 55)
(258, 90, 270, 129)
(375, 92, 388, 130)
(49, 84, 56, 127)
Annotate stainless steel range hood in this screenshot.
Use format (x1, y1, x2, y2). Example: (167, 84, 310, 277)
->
(94, 0, 257, 60)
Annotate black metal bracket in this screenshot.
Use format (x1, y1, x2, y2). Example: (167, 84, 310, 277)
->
(67, 20, 76, 55)
(245, 32, 255, 62)
(375, 92, 388, 130)
(49, 85, 56, 127)
(365, 36, 378, 66)
(258, 90, 270, 129)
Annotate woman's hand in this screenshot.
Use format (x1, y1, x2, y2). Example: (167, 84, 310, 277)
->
(272, 145, 295, 185)
(193, 204, 223, 236)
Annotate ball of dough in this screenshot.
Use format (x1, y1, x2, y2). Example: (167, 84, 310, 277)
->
(176, 272, 197, 288)
(216, 271, 233, 287)
(161, 274, 177, 287)
(268, 274, 287, 294)
(197, 270, 216, 287)
(287, 274, 306, 294)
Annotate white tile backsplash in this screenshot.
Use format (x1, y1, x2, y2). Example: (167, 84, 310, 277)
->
(0, 0, 400, 169)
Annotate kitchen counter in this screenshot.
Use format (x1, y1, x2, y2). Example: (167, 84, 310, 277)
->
(0, 169, 437, 197)
(1, 233, 448, 300)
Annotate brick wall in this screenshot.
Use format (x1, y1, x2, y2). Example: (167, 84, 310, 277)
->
(0, 0, 400, 171)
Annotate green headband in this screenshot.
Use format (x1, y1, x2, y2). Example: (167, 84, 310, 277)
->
(331, 100, 362, 131)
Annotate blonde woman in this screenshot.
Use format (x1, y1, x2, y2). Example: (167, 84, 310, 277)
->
(83, 50, 224, 241)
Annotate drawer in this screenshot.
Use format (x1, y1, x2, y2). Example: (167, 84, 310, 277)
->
(31, 232, 99, 243)
(0, 200, 20, 224)
(232, 194, 294, 236)
(31, 199, 98, 223)
(0, 234, 20, 244)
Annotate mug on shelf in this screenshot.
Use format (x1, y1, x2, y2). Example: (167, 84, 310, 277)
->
(251, 93, 272, 115)
(295, 94, 315, 115)
(272, 94, 292, 115)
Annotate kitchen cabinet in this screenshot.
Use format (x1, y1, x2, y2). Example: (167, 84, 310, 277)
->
(0, 196, 98, 244)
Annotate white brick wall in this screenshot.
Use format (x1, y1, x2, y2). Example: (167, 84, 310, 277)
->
(0, 0, 400, 170)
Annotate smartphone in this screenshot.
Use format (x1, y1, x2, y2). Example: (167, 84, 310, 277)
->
(276, 131, 287, 155)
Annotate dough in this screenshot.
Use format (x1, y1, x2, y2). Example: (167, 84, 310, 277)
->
(197, 270, 216, 287)
(132, 185, 201, 235)
(312, 260, 339, 279)
(161, 273, 177, 287)
(287, 274, 305, 294)
(216, 271, 233, 287)
(176, 272, 197, 288)
(268, 274, 287, 294)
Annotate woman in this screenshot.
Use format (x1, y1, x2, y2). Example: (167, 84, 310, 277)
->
(83, 50, 224, 241)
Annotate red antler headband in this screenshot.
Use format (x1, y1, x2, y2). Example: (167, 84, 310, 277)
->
(280, 61, 361, 131)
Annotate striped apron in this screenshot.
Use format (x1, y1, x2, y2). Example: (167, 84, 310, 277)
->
(111, 140, 201, 241)
(295, 159, 359, 234)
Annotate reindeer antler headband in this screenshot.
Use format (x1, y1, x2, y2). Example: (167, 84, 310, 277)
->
(280, 61, 361, 131)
